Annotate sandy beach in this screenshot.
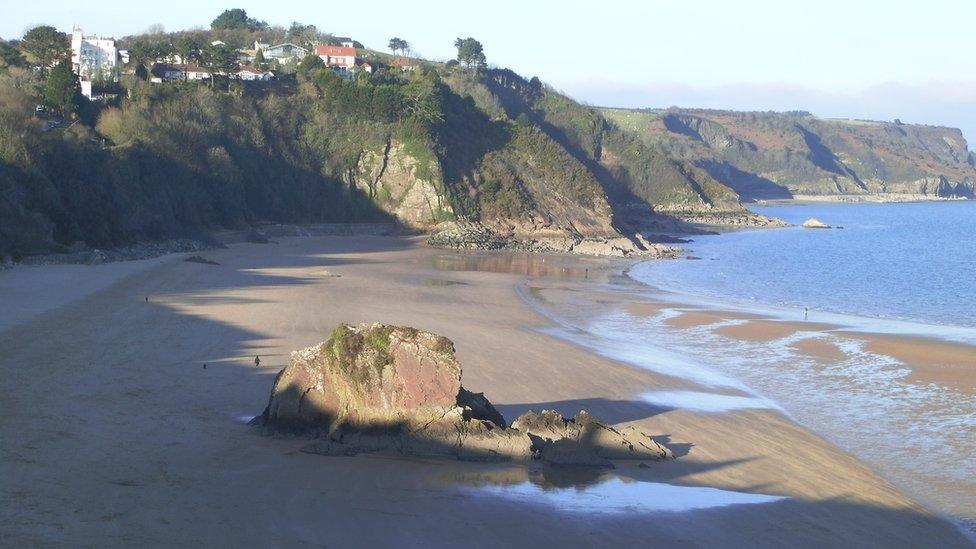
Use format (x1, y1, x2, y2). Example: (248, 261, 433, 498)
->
(1, 235, 972, 547)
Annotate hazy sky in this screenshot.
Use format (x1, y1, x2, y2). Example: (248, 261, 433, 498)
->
(6, 0, 976, 143)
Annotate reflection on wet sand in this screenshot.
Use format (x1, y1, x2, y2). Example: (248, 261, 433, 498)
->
(429, 251, 612, 280)
(442, 467, 785, 515)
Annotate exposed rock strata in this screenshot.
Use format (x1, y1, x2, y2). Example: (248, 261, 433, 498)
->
(254, 323, 673, 466)
(425, 221, 683, 258)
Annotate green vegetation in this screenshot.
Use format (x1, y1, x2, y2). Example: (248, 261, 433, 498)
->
(453, 38, 486, 71)
(42, 59, 82, 116)
(210, 8, 268, 31)
(327, 324, 394, 383)
(387, 38, 409, 57)
(0, 11, 754, 259)
(20, 26, 68, 74)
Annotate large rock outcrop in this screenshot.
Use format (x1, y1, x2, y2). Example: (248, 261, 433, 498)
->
(254, 323, 673, 466)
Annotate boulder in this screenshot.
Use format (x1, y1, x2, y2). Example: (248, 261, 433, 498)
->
(802, 218, 831, 229)
(257, 323, 674, 467)
(258, 323, 462, 432)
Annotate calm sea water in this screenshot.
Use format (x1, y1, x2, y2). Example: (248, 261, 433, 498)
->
(638, 200, 976, 330)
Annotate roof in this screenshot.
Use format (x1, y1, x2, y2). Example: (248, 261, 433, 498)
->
(263, 43, 307, 53)
(391, 57, 417, 67)
(314, 45, 357, 57)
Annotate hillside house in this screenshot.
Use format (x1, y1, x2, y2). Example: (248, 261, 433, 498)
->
(184, 66, 212, 80)
(314, 45, 356, 70)
(236, 67, 274, 81)
(356, 60, 374, 74)
(256, 42, 309, 63)
(391, 57, 418, 71)
(333, 36, 356, 48)
(71, 27, 118, 81)
(150, 63, 185, 81)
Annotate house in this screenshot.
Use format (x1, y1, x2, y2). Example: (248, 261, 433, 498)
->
(333, 36, 356, 48)
(150, 63, 185, 81)
(391, 57, 418, 71)
(236, 67, 274, 81)
(314, 45, 356, 69)
(356, 60, 374, 74)
(184, 66, 212, 80)
(71, 27, 118, 81)
(256, 42, 309, 63)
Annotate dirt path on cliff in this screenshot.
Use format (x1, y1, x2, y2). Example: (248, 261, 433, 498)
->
(0, 236, 970, 547)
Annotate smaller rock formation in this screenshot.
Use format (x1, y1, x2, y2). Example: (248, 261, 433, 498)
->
(254, 323, 673, 467)
(426, 221, 682, 258)
(802, 218, 831, 229)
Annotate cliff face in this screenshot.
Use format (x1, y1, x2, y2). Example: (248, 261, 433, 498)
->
(602, 108, 976, 201)
(351, 140, 454, 226)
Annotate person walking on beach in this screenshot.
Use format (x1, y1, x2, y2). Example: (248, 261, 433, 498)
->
(254, 355, 261, 367)
(804, 307, 809, 320)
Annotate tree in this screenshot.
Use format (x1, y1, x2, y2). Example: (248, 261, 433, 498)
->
(144, 23, 166, 36)
(0, 40, 26, 69)
(297, 53, 324, 76)
(43, 58, 81, 117)
(453, 37, 485, 71)
(254, 48, 266, 68)
(21, 25, 69, 73)
(211, 8, 268, 31)
(388, 37, 409, 57)
(201, 43, 238, 88)
(287, 22, 321, 47)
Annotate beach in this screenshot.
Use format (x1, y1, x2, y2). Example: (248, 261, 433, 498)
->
(0, 234, 972, 547)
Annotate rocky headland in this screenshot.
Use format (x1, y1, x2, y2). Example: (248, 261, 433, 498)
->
(425, 221, 683, 258)
(252, 323, 673, 466)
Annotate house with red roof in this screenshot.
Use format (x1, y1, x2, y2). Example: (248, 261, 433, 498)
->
(314, 45, 357, 70)
(391, 57, 418, 72)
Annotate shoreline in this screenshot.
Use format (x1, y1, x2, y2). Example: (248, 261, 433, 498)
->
(553, 258, 976, 537)
(755, 195, 973, 206)
(0, 235, 971, 546)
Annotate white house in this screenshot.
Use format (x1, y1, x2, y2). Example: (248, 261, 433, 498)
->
(236, 67, 274, 81)
(71, 27, 118, 81)
(184, 66, 212, 80)
(256, 42, 308, 62)
(314, 45, 356, 69)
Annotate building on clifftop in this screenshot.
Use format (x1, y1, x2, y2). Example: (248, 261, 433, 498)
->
(71, 27, 118, 81)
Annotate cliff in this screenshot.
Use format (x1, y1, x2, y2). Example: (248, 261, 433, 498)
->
(601, 108, 976, 202)
(0, 65, 768, 258)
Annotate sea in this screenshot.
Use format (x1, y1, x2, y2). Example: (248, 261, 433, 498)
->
(644, 200, 976, 333)
(524, 200, 976, 535)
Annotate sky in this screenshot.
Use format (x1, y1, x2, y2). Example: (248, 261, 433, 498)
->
(6, 0, 976, 143)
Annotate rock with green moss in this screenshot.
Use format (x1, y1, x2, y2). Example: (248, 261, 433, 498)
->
(254, 323, 675, 467)
(256, 323, 462, 432)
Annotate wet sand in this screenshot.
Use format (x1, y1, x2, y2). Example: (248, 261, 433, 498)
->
(790, 337, 848, 363)
(838, 332, 976, 394)
(664, 309, 764, 329)
(0, 236, 971, 547)
(713, 319, 838, 342)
